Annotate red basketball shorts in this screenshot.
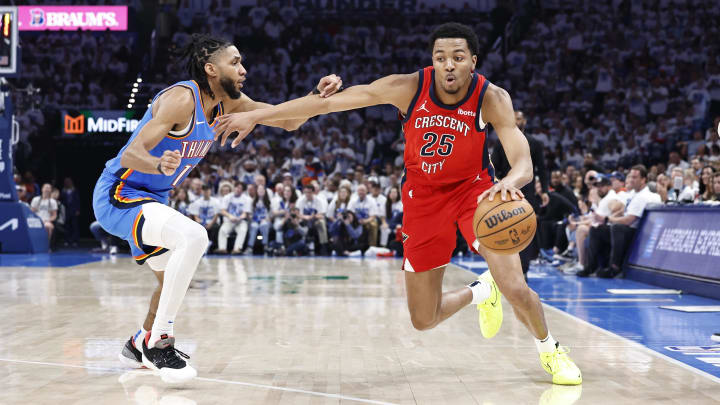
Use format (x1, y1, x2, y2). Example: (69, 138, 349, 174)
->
(401, 177, 494, 272)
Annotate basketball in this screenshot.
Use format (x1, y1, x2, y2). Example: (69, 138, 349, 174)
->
(473, 197, 536, 255)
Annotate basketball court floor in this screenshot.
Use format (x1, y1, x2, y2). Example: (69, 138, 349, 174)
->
(1, 253, 719, 404)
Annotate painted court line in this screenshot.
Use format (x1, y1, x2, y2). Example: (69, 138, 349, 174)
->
(543, 305, 720, 385)
(0, 357, 398, 405)
(451, 262, 720, 385)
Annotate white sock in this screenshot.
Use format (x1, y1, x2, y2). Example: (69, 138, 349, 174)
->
(133, 328, 148, 349)
(467, 279, 491, 304)
(535, 332, 558, 353)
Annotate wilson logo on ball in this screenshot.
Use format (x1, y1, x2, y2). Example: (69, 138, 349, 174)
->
(484, 207, 527, 229)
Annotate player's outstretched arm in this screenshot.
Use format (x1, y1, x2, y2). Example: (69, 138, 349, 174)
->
(214, 73, 418, 148)
(120, 87, 194, 176)
(223, 74, 343, 131)
(478, 84, 533, 202)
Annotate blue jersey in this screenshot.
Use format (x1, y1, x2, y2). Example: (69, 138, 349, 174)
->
(103, 80, 223, 198)
(92, 80, 223, 265)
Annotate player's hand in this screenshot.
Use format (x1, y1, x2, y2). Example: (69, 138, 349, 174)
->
(158, 150, 181, 176)
(214, 111, 259, 148)
(477, 181, 524, 203)
(315, 74, 343, 98)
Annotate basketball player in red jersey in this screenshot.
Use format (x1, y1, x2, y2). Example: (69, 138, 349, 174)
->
(214, 23, 581, 385)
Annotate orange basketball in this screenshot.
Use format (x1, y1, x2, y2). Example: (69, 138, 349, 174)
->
(473, 197, 536, 255)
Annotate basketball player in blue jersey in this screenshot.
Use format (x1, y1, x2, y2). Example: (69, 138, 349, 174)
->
(93, 34, 342, 383)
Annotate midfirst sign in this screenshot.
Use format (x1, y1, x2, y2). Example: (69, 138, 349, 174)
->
(63, 111, 140, 135)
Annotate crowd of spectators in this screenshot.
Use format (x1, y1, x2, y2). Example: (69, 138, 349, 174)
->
(14, 173, 81, 250)
(7, 1, 720, 265)
(163, 160, 404, 257)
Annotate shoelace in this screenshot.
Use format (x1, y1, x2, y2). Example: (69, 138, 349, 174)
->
(159, 345, 190, 368)
(551, 346, 573, 371)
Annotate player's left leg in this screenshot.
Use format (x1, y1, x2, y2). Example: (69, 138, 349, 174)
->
(457, 181, 580, 385)
(476, 242, 582, 385)
(137, 202, 206, 383)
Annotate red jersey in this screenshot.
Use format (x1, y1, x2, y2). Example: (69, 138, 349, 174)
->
(401, 66, 493, 186)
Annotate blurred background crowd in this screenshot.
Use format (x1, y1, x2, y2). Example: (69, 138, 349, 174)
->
(6, 0, 720, 276)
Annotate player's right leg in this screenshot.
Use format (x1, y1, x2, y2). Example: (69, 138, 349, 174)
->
(401, 182, 495, 331)
(119, 269, 163, 369)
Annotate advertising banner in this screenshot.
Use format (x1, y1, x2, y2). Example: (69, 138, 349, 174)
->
(61, 110, 142, 136)
(627, 206, 720, 281)
(17, 6, 127, 31)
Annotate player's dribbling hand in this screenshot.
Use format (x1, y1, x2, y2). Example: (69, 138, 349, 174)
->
(159, 150, 181, 176)
(316, 74, 343, 98)
(477, 180, 524, 203)
(214, 111, 258, 148)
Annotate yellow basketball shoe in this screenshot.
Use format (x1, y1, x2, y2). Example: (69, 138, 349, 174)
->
(539, 343, 582, 385)
(475, 270, 503, 338)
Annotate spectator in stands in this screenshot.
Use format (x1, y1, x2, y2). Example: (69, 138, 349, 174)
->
(271, 185, 296, 251)
(170, 188, 191, 216)
(61, 177, 80, 246)
(713, 173, 720, 201)
(567, 175, 625, 274)
(188, 184, 222, 252)
(550, 170, 578, 209)
(217, 181, 233, 198)
(579, 165, 661, 278)
(667, 167, 694, 202)
(381, 186, 403, 247)
(348, 184, 379, 247)
(697, 166, 717, 202)
(329, 210, 368, 257)
(217, 182, 251, 254)
(187, 178, 203, 202)
(246, 185, 271, 254)
(327, 186, 351, 223)
(50, 187, 66, 247)
(30, 183, 57, 244)
(296, 184, 329, 255)
(89, 220, 119, 255)
(282, 207, 309, 256)
(368, 180, 389, 246)
(537, 180, 578, 260)
(15, 185, 29, 208)
(23, 172, 39, 200)
(666, 151, 689, 175)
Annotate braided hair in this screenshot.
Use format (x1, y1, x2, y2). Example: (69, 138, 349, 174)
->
(178, 34, 232, 99)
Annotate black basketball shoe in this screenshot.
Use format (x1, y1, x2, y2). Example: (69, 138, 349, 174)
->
(118, 336, 144, 368)
(141, 333, 197, 383)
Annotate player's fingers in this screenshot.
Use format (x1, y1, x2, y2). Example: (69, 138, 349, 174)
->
(321, 77, 340, 97)
(477, 189, 490, 203)
(500, 187, 507, 201)
(231, 131, 244, 148)
(487, 188, 497, 201)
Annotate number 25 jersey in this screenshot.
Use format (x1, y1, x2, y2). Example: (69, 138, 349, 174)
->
(401, 67, 494, 186)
